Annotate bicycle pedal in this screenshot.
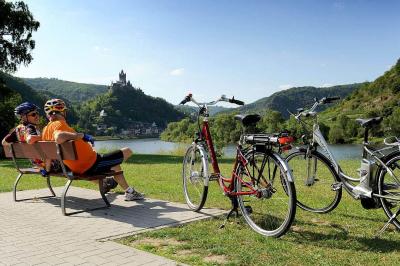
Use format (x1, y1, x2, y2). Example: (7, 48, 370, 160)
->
(331, 182, 342, 191)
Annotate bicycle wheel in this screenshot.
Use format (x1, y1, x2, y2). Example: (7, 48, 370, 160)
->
(377, 152, 400, 230)
(236, 150, 296, 237)
(182, 144, 209, 211)
(286, 150, 342, 213)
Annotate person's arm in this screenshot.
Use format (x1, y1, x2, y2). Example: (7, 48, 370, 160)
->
(54, 131, 84, 144)
(2, 129, 18, 145)
(1, 136, 8, 146)
(26, 135, 41, 144)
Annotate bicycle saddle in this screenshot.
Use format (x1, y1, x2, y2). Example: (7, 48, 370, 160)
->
(355, 117, 382, 128)
(234, 114, 261, 127)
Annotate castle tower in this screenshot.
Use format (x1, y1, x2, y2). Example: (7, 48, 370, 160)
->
(119, 70, 127, 85)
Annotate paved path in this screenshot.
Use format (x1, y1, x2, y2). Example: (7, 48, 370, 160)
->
(0, 187, 225, 265)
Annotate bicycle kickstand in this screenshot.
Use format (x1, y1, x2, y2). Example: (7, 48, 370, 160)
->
(219, 196, 239, 229)
(375, 207, 400, 237)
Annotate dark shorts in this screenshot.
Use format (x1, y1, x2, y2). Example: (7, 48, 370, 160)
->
(86, 150, 124, 174)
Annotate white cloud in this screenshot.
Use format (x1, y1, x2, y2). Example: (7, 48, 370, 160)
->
(279, 84, 293, 90)
(170, 68, 185, 76)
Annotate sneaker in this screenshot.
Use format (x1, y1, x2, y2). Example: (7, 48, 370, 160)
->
(125, 190, 145, 201)
(102, 177, 118, 193)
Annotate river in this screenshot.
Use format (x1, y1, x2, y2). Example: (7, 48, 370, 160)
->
(94, 138, 364, 161)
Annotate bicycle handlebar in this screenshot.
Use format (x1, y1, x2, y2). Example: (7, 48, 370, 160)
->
(292, 96, 341, 120)
(320, 96, 340, 104)
(179, 93, 192, 105)
(179, 93, 245, 106)
(228, 96, 244, 106)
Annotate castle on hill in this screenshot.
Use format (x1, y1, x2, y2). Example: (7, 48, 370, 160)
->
(110, 70, 132, 90)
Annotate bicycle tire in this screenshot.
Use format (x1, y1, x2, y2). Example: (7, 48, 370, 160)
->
(377, 151, 400, 230)
(286, 150, 342, 213)
(236, 150, 296, 237)
(182, 144, 209, 211)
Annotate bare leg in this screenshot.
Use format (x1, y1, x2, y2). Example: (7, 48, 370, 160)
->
(121, 147, 132, 161)
(112, 148, 133, 190)
(111, 165, 129, 190)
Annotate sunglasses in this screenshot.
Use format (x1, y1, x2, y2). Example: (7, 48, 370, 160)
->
(27, 112, 39, 117)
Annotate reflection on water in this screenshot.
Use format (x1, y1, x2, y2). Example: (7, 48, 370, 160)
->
(94, 138, 185, 154)
(95, 138, 365, 161)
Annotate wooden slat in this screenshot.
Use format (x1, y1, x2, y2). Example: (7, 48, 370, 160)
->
(2, 141, 77, 160)
(38, 141, 77, 160)
(7, 143, 43, 159)
(60, 141, 77, 160)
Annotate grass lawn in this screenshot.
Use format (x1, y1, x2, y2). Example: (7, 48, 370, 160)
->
(1, 154, 399, 265)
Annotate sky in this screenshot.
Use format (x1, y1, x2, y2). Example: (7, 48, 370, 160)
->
(15, 0, 400, 105)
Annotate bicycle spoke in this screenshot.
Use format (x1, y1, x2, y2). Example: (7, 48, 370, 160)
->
(236, 151, 296, 237)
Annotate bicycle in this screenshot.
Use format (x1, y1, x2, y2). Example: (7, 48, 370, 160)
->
(286, 96, 400, 235)
(179, 93, 296, 237)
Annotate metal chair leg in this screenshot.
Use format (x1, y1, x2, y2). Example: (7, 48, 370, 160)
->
(61, 179, 73, 216)
(62, 179, 111, 216)
(13, 173, 23, 202)
(46, 176, 56, 197)
(99, 179, 111, 207)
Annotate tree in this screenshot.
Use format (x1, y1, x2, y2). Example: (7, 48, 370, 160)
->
(328, 125, 345, 144)
(259, 110, 285, 133)
(0, 0, 40, 73)
(387, 107, 400, 136)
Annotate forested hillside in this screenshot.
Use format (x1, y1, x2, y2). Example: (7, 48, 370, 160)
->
(23, 77, 108, 103)
(320, 58, 400, 142)
(0, 72, 80, 127)
(239, 83, 364, 118)
(77, 84, 184, 132)
(0, 72, 46, 105)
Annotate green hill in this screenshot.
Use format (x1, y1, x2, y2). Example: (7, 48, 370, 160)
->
(77, 83, 185, 132)
(239, 83, 364, 118)
(22, 77, 108, 103)
(319, 58, 400, 142)
(0, 72, 47, 147)
(0, 72, 81, 127)
(323, 59, 400, 119)
(0, 72, 46, 106)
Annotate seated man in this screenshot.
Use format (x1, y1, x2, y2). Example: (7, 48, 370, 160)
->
(41, 98, 144, 201)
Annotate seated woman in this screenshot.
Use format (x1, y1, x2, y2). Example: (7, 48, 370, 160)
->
(1, 102, 56, 175)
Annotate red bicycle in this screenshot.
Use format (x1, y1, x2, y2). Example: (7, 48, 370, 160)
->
(180, 94, 296, 237)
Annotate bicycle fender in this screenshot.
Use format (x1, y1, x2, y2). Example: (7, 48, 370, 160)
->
(196, 144, 210, 186)
(270, 151, 294, 182)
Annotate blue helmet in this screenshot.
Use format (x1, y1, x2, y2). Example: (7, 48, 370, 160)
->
(14, 102, 39, 118)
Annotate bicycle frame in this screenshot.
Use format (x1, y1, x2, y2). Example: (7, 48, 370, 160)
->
(198, 118, 260, 197)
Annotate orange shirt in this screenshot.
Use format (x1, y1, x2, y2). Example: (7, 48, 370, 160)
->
(42, 120, 97, 174)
